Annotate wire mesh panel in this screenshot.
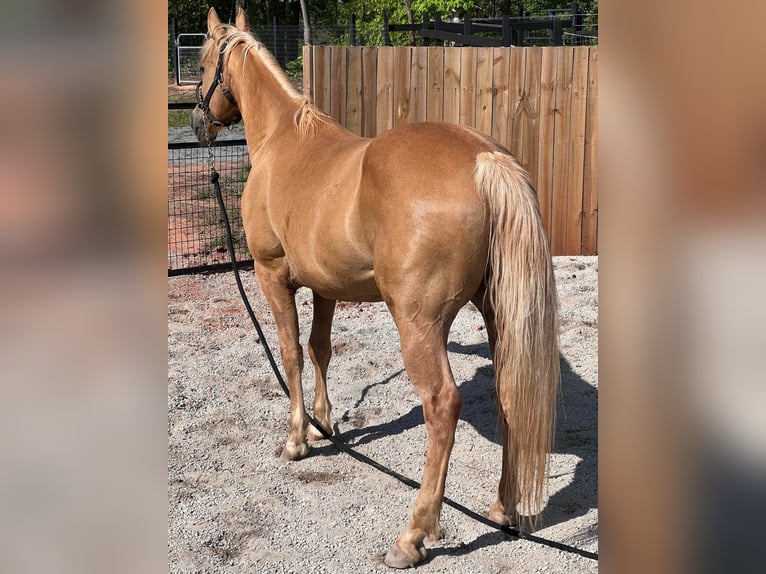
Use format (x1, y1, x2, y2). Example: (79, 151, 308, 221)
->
(168, 139, 252, 273)
(249, 25, 305, 69)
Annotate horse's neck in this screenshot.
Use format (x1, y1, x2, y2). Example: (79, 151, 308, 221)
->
(230, 47, 305, 153)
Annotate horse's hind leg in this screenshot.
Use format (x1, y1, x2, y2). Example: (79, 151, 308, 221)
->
(383, 306, 463, 568)
(254, 261, 309, 460)
(472, 289, 517, 525)
(306, 292, 336, 441)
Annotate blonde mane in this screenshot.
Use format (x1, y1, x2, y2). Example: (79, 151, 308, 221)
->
(203, 25, 327, 138)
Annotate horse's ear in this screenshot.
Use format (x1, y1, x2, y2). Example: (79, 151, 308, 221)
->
(207, 7, 226, 40)
(235, 7, 251, 32)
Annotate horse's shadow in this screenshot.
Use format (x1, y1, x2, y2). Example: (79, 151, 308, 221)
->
(450, 342, 598, 532)
(314, 341, 598, 545)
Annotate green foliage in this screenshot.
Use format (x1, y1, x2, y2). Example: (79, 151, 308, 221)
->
(169, 0, 229, 34)
(332, 0, 596, 45)
(169, 0, 597, 34)
(285, 54, 304, 78)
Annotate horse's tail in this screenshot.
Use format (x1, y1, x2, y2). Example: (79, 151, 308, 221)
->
(475, 150, 559, 527)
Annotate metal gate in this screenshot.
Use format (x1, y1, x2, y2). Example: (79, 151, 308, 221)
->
(175, 33, 207, 85)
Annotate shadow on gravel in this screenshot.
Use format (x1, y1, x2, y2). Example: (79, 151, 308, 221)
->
(450, 344, 598, 533)
(322, 343, 597, 537)
(425, 530, 509, 563)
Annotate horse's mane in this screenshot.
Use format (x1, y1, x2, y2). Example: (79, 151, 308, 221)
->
(204, 25, 327, 139)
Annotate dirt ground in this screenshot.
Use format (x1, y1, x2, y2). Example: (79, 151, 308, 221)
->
(167, 256, 598, 573)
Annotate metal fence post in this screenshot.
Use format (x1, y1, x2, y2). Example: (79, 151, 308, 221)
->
(383, 10, 390, 46)
(552, 18, 562, 46)
(273, 17, 278, 62)
(350, 13, 356, 46)
(463, 14, 472, 43)
(171, 15, 179, 85)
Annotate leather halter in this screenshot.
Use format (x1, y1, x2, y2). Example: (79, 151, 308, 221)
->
(195, 39, 242, 127)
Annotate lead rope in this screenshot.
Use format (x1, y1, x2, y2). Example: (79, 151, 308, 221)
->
(204, 131, 598, 563)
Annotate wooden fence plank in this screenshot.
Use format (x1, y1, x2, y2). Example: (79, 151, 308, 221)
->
(410, 47, 428, 124)
(346, 47, 363, 136)
(550, 47, 574, 256)
(302, 45, 312, 102)
(459, 47, 477, 128)
(426, 47, 444, 122)
(536, 47, 558, 237)
(393, 47, 412, 128)
(330, 46, 347, 126)
(582, 47, 598, 255)
(565, 47, 589, 255)
(443, 47, 461, 124)
(475, 47, 493, 137)
(362, 47, 378, 137)
(376, 48, 395, 134)
(521, 47, 542, 186)
(509, 48, 526, 159)
(490, 48, 510, 148)
(312, 46, 329, 114)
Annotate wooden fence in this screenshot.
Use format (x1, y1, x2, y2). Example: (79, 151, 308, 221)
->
(303, 45, 597, 256)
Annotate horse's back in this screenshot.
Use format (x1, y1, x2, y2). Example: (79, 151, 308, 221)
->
(363, 123, 500, 197)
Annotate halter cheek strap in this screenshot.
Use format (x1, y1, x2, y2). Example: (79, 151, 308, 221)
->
(196, 39, 242, 128)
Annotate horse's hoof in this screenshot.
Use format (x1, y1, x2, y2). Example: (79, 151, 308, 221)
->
(384, 541, 427, 569)
(306, 423, 332, 442)
(488, 500, 516, 526)
(281, 440, 309, 460)
(488, 506, 510, 525)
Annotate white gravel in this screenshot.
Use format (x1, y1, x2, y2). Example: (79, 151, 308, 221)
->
(168, 256, 598, 573)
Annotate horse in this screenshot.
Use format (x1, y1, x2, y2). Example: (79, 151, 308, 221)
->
(192, 7, 559, 568)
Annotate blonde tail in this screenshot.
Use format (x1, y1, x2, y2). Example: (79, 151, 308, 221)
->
(475, 151, 559, 526)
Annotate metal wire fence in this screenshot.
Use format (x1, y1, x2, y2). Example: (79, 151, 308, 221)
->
(168, 134, 252, 275)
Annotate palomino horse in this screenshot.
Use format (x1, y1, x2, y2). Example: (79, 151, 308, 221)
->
(192, 7, 559, 568)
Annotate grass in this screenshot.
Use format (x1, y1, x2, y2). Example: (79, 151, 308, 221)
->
(169, 110, 191, 129)
(194, 187, 216, 200)
(222, 166, 251, 192)
(206, 234, 250, 254)
(168, 90, 195, 129)
(204, 208, 241, 226)
(206, 237, 231, 251)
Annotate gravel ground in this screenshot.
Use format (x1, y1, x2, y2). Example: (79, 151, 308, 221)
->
(168, 256, 598, 573)
(169, 125, 245, 145)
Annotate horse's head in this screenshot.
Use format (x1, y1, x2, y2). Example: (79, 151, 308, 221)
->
(191, 7, 250, 143)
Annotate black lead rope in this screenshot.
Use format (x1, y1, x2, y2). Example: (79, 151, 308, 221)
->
(209, 167, 598, 562)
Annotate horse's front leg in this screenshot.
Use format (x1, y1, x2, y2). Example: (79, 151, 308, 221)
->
(254, 261, 309, 460)
(306, 292, 336, 441)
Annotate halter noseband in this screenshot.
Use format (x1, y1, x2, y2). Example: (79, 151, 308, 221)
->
(196, 39, 242, 128)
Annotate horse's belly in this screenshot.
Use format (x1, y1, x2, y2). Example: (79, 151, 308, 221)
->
(302, 267, 382, 303)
